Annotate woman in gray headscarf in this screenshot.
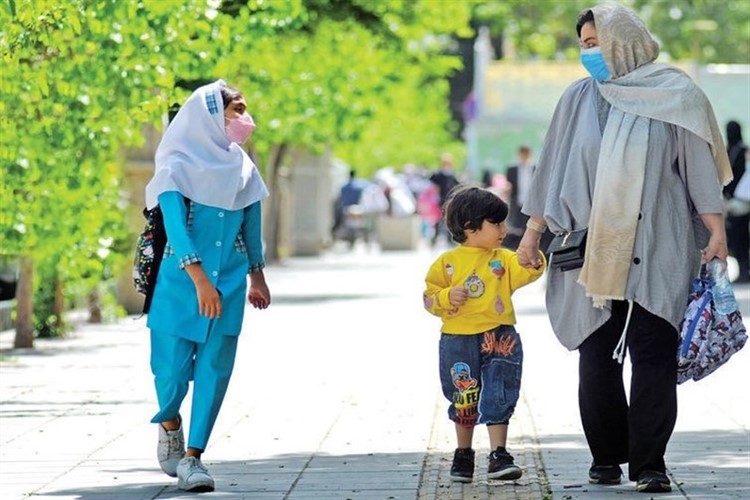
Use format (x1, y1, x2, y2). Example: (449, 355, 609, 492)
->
(517, 5, 732, 494)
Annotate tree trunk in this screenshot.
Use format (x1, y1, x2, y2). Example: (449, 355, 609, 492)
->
(14, 256, 34, 349)
(53, 276, 65, 331)
(264, 143, 287, 262)
(88, 287, 102, 323)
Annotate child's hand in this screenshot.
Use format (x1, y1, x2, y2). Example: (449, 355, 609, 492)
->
(248, 269, 271, 310)
(184, 263, 222, 318)
(195, 281, 222, 318)
(248, 284, 270, 309)
(449, 286, 469, 307)
(533, 251, 545, 270)
(518, 230, 542, 268)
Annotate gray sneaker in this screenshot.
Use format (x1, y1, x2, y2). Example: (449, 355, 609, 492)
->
(157, 420, 185, 477)
(177, 457, 215, 492)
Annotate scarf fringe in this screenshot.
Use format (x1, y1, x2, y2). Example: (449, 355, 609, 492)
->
(578, 282, 624, 309)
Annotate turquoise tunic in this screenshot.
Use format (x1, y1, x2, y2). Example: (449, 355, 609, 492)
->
(147, 190, 264, 342)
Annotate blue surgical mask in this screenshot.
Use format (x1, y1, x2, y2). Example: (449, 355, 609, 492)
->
(581, 47, 611, 81)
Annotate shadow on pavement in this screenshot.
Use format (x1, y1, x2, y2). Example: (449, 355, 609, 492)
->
(30, 452, 426, 499)
(533, 429, 750, 499)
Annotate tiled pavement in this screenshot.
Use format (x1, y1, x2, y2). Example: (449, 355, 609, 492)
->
(1, 245, 748, 499)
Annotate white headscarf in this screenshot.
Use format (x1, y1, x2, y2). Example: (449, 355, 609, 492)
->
(145, 79, 269, 211)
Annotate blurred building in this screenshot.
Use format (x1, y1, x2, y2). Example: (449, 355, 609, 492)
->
(473, 61, 750, 174)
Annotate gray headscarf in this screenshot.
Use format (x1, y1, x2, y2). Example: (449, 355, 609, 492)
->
(576, 4, 732, 308)
(591, 4, 659, 78)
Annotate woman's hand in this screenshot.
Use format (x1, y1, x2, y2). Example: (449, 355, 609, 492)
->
(702, 233, 729, 264)
(248, 270, 271, 310)
(517, 229, 543, 268)
(700, 213, 729, 264)
(449, 286, 468, 307)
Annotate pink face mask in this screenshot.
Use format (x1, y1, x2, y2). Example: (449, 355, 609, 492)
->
(225, 113, 256, 144)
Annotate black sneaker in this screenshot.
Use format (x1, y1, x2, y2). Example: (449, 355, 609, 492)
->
(487, 447, 522, 480)
(636, 470, 671, 493)
(450, 448, 475, 482)
(588, 463, 623, 485)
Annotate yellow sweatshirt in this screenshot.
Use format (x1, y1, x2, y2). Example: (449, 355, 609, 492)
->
(423, 246, 546, 334)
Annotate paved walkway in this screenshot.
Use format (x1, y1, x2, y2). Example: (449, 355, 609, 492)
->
(1, 244, 748, 499)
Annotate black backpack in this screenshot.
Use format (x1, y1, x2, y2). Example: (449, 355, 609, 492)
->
(132, 198, 189, 314)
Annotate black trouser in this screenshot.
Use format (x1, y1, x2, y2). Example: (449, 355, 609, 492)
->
(727, 213, 750, 277)
(578, 301, 678, 481)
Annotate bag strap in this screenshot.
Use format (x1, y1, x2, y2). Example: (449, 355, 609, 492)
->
(680, 291, 713, 358)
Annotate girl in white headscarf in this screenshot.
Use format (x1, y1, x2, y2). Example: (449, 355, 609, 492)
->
(144, 79, 270, 492)
(516, 5, 730, 494)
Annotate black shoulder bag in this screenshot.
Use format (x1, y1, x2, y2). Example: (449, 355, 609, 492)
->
(547, 228, 587, 271)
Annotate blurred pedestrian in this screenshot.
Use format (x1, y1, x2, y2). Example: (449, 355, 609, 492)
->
(144, 79, 271, 492)
(332, 169, 368, 240)
(375, 166, 416, 217)
(404, 164, 440, 238)
(516, 5, 732, 493)
(423, 185, 545, 484)
(487, 172, 511, 203)
(504, 146, 553, 252)
(417, 183, 442, 239)
(332, 170, 388, 246)
(506, 146, 533, 233)
(402, 162, 432, 199)
(429, 153, 461, 246)
(724, 120, 749, 282)
(481, 167, 493, 188)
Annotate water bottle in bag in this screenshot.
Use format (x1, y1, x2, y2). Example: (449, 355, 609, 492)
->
(707, 258, 738, 315)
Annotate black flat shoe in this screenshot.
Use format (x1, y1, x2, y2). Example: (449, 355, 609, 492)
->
(589, 463, 622, 485)
(636, 470, 672, 493)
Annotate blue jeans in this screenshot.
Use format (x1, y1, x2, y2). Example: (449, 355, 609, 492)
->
(439, 325, 523, 427)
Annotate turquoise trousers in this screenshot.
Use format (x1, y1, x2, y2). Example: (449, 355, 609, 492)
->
(149, 329, 238, 451)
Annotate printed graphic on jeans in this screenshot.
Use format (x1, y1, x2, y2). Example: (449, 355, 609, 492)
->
(451, 362, 479, 427)
(451, 362, 477, 391)
(464, 271, 485, 298)
(481, 331, 516, 356)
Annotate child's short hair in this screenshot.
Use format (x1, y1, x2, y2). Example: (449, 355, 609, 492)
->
(444, 184, 509, 244)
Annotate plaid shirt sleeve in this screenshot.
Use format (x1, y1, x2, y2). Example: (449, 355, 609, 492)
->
(249, 262, 265, 273)
(178, 253, 202, 269)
